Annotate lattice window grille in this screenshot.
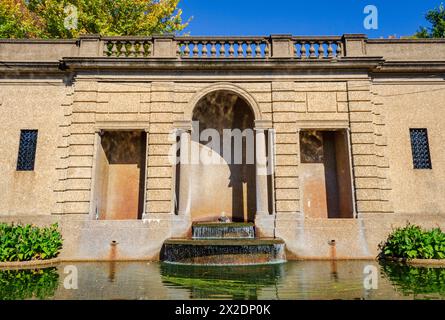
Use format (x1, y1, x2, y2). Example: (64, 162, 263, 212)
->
(410, 128, 432, 169)
(16, 130, 38, 171)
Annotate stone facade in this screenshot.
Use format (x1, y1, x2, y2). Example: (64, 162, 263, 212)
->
(0, 34, 444, 260)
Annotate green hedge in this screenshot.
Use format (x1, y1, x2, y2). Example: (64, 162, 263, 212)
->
(0, 223, 63, 262)
(379, 224, 445, 260)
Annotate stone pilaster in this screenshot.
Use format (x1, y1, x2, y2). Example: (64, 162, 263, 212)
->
(53, 85, 75, 215)
(146, 82, 175, 216)
(348, 80, 393, 214)
(271, 82, 300, 216)
(54, 79, 97, 216)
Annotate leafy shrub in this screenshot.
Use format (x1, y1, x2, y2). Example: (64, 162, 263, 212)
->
(379, 224, 445, 260)
(0, 268, 59, 300)
(0, 223, 63, 262)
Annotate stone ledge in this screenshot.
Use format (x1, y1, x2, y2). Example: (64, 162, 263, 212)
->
(0, 258, 61, 269)
(383, 256, 445, 267)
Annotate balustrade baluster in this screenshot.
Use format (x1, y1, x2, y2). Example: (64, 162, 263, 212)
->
(202, 41, 208, 57)
(255, 41, 261, 58)
(133, 42, 140, 57)
(124, 42, 131, 57)
(131, 42, 136, 56)
(193, 41, 199, 57)
(336, 41, 342, 58)
(210, 41, 217, 57)
(246, 41, 252, 57)
(117, 42, 123, 57)
(219, 41, 226, 57)
(264, 41, 270, 57)
(229, 41, 235, 58)
(237, 41, 243, 58)
(327, 41, 333, 58)
(309, 42, 316, 58)
(131, 41, 139, 57)
(144, 41, 152, 57)
(129, 41, 133, 57)
(176, 42, 182, 57)
(318, 41, 324, 59)
(183, 41, 190, 57)
(113, 42, 117, 56)
(109, 42, 116, 56)
(300, 41, 307, 59)
(120, 42, 125, 57)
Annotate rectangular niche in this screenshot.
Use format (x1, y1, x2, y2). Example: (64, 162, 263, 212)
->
(94, 130, 147, 220)
(299, 130, 354, 219)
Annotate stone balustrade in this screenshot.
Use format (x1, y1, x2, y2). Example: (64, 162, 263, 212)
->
(176, 36, 270, 58)
(1, 34, 445, 62)
(103, 37, 153, 57)
(292, 37, 343, 59)
(102, 36, 343, 59)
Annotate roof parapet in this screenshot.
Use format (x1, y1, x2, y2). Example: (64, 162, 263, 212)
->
(1, 34, 445, 62)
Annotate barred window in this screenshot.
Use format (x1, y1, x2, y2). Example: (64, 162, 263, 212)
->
(16, 130, 38, 171)
(409, 129, 432, 169)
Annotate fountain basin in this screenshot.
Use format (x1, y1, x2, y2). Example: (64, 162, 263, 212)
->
(161, 238, 286, 266)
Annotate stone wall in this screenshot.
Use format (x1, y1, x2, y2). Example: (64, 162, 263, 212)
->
(0, 82, 67, 216)
(374, 82, 445, 215)
(0, 34, 444, 260)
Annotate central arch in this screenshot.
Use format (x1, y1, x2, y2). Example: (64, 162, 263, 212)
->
(184, 83, 262, 121)
(189, 90, 257, 222)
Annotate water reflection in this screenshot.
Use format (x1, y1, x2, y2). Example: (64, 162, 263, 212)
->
(380, 261, 445, 299)
(0, 267, 59, 300)
(160, 263, 284, 299)
(0, 261, 444, 300)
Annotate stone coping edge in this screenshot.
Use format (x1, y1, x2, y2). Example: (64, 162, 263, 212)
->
(2, 257, 443, 267)
(0, 258, 61, 269)
(383, 256, 445, 267)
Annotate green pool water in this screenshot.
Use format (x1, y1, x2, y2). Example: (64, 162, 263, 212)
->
(0, 260, 444, 300)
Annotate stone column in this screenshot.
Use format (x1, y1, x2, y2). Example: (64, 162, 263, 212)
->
(255, 128, 269, 216)
(177, 127, 191, 217)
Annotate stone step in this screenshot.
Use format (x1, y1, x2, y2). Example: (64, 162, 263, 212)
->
(192, 222, 255, 239)
(161, 238, 286, 266)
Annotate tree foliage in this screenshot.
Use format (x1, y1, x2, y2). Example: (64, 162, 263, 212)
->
(414, 3, 445, 38)
(0, 0, 189, 38)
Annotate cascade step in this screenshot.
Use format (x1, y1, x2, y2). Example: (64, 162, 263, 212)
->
(161, 238, 286, 266)
(192, 222, 255, 239)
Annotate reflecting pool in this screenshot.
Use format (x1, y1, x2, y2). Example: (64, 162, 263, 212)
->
(1, 260, 444, 300)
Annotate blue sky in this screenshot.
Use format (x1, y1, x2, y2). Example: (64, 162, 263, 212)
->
(179, 0, 442, 38)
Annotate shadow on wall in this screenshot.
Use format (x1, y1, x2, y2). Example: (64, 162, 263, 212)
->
(95, 131, 147, 220)
(300, 130, 353, 219)
(188, 90, 256, 222)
